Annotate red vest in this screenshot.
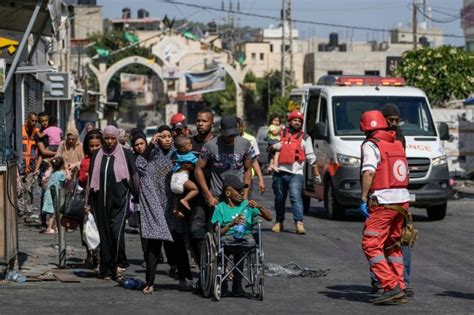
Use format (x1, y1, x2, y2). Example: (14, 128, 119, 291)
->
(366, 130, 409, 192)
(278, 129, 306, 164)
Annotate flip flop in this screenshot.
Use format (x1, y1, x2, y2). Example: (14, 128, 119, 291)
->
(143, 286, 154, 295)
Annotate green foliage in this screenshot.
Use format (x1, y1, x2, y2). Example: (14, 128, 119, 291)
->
(86, 30, 153, 68)
(268, 95, 291, 120)
(203, 69, 294, 132)
(395, 46, 474, 106)
(203, 74, 236, 116)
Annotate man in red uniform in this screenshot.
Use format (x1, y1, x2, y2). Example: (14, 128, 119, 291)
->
(359, 110, 410, 304)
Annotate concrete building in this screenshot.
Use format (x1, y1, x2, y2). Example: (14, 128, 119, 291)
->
(235, 24, 304, 86)
(303, 26, 445, 85)
(390, 25, 444, 48)
(68, 4, 103, 40)
(461, 0, 474, 51)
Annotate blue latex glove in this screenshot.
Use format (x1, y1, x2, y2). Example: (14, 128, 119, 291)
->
(359, 200, 369, 219)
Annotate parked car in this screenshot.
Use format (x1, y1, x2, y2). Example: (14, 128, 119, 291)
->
(145, 126, 158, 143)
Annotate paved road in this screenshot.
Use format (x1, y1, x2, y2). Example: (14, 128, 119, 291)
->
(1, 178, 473, 313)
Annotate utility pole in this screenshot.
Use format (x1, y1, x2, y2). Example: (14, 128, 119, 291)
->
(412, 0, 417, 50)
(287, 0, 294, 87)
(280, 0, 286, 96)
(280, 0, 293, 96)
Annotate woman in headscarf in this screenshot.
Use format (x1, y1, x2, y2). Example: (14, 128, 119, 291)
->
(86, 125, 138, 281)
(150, 125, 193, 292)
(55, 127, 84, 174)
(78, 129, 103, 266)
(130, 128, 174, 294)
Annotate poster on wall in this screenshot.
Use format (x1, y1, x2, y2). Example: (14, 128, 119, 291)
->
(120, 73, 147, 95)
(184, 66, 226, 96)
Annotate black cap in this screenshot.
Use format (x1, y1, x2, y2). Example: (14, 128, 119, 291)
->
(220, 116, 239, 136)
(172, 121, 187, 131)
(222, 175, 249, 190)
(381, 103, 400, 117)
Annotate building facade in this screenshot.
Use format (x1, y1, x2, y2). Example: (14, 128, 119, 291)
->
(236, 24, 304, 86)
(303, 26, 445, 85)
(462, 0, 474, 51)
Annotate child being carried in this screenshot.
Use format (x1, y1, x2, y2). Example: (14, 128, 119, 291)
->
(171, 136, 199, 214)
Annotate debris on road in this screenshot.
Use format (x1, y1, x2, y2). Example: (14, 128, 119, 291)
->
(265, 262, 329, 278)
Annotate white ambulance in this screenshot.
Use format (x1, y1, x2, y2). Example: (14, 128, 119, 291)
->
(291, 76, 450, 220)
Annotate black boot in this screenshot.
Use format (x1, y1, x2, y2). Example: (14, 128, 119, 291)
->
(370, 285, 405, 304)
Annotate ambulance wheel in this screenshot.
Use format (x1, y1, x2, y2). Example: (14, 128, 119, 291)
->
(426, 203, 447, 221)
(303, 194, 311, 213)
(324, 181, 345, 220)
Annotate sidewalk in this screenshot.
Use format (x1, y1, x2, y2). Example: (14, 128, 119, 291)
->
(15, 215, 91, 279)
(7, 208, 200, 286)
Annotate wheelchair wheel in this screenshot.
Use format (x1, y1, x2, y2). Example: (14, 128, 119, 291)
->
(213, 275, 222, 301)
(249, 251, 265, 300)
(200, 232, 217, 298)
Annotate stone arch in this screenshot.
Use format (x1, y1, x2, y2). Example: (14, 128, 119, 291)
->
(102, 56, 164, 95)
(89, 56, 164, 105)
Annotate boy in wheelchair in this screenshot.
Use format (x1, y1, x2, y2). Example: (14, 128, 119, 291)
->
(211, 175, 272, 296)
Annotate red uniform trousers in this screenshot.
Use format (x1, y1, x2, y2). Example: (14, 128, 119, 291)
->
(362, 202, 408, 291)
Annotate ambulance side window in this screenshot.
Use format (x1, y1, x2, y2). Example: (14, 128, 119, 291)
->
(305, 93, 320, 136)
(319, 97, 328, 124)
(317, 96, 329, 136)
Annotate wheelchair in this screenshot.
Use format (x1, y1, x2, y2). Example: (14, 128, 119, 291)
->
(200, 220, 265, 301)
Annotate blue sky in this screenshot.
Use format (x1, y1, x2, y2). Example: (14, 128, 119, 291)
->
(98, 0, 465, 46)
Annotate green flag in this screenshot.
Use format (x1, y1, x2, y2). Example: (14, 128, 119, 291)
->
(96, 47, 109, 57)
(182, 30, 198, 41)
(238, 54, 245, 65)
(124, 32, 139, 44)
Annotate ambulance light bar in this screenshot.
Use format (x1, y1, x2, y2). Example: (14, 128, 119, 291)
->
(334, 76, 406, 86)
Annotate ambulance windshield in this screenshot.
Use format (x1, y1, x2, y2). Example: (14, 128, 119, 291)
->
(332, 96, 437, 137)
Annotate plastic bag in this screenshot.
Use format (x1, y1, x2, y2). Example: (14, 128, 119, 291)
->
(83, 213, 100, 250)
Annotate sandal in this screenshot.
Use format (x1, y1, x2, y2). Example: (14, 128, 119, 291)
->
(143, 285, 154, 295)
(42, 229, 57, 235)
(115, 267, 126, 283)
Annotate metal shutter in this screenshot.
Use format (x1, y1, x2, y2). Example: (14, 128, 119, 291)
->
(23, 74, 43, 120)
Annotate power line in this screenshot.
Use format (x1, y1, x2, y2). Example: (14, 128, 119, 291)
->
(411, 4, 460, 24)
(158, 0, 468, 39)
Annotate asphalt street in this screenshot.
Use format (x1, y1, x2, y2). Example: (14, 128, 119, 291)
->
(1, 177, 473, 313)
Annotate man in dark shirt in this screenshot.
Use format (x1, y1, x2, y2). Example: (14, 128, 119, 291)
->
(188, 108, 215, 275)
(35, 112, 56, 166)
(195, 116, 254, 205)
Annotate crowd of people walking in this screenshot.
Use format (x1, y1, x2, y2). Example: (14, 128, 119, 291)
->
(17, 105, 413, 304)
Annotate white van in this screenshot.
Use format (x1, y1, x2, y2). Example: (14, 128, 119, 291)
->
(291, 76, 450, 220)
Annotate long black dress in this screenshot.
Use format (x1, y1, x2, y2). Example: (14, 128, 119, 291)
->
(89, 149, 138, 278)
